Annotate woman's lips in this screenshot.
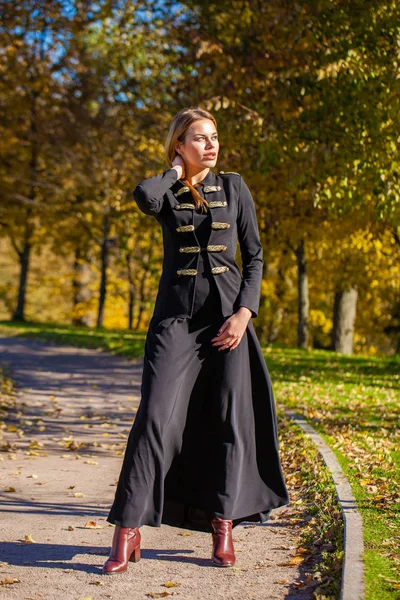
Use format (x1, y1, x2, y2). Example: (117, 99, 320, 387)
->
(203, 153, 216, 159)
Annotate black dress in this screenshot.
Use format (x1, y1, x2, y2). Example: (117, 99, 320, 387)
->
(107, 189, 289, 534)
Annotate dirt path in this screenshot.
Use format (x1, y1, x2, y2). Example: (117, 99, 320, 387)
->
(0, 334, 311, 600)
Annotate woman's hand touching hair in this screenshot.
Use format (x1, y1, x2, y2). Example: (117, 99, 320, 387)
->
(172, 154, 185, 180)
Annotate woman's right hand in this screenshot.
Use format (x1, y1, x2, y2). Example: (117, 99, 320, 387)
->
(172, 154, 185, 179)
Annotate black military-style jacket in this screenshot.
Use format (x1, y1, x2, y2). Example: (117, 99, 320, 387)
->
(133, 168, 263, 321)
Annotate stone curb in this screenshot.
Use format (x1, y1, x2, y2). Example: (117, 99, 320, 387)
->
(286, 411, 365, 600)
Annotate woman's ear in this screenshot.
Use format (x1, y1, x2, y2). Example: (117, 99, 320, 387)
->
(175, 142, 182, 155)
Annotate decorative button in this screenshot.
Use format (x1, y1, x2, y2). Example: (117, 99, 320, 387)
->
(203, 185, 222, 193)
(175, 186, 190, 197)
(208, 201, 228, 208)
(179, 246, 200, 253)
(211, 222, 230, 230)
(211, 266, 229, 275)
(177, 269, 198, 276)
(207, 245, 227, 252)
(176, 225, 195, 232)
(174, 203, 196, 210)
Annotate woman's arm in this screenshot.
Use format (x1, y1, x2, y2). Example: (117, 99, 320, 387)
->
(133, 167, 181, 217)
(235, 177, 264, 318)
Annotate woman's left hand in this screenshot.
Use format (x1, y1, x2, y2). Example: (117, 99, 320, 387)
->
(211, 307, 252, 351)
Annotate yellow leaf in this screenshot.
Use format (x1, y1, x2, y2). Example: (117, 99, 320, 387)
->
(24, 534, 36, 544)
(84, 460, 98, 465)
(178, 531, 193, 536)
(67, 526, 74, 531)
(275, 579, 289, 584)
(73, 492, 85, 498)
(296, 547, 311, 554)
(277, 555, 303, 566)
(83, 520, 103, 529)
(0, 577, 20, 585)
(4, 486, 16, 492)
(163, 581, 181, 588)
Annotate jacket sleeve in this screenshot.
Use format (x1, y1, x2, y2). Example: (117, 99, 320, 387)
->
(133, 168, 178, 217)
(234, 177, 263, 318)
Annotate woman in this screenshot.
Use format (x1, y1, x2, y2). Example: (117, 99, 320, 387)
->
(102, 106, 289, 574)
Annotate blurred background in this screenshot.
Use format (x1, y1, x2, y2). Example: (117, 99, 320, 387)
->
(0, 0, 399, 355)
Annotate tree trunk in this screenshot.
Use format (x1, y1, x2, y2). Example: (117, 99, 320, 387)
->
(72, 247, 93, 326)
(267, 247, 288, 344)
(125, 250, 136, 330)
(331, 286, 358, 354)
(13, 91, 38, 322)
(13, 241, 31, 321)
(295, 240, 309, 349)
(96, 214, 110, 327)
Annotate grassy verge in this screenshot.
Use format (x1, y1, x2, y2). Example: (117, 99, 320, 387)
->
(267, 347, 400, 600)
(277, 411, 343, 598)
(0, 319, 147, 358)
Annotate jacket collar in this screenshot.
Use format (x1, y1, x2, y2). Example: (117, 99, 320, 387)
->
(177, 169, 216, 188)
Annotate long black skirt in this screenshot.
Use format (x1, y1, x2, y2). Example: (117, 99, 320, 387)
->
(107, 254, 289, 533)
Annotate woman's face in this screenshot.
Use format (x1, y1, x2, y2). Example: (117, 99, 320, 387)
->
(175, 119, 219, 171)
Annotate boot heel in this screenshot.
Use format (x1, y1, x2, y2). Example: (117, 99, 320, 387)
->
(129, 546, 141, 563)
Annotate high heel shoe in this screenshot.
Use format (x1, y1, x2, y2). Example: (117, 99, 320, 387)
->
(210, 516, 235, 567)
(102, 526, 141, 574)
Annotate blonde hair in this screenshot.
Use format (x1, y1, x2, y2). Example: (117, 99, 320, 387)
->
(165, 106, 218, 213)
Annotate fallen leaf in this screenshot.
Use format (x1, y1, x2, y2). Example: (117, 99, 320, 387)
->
(274, 579, 289, 584)
(163, 581, 181, 588)
(277, 555, 304, 566)
(146, 593, 171, 599)
(72, 492, 85, 498)
(84, 460, 98, 465)
(24, 534, 36, 544)
(4, 487, 16, 492)
(178, 531, 193, 536)
(67, 526, 74, 531)
(82, 521, 103, 529)
(0, 577, 20, 585)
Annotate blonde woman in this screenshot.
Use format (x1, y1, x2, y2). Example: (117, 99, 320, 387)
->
(103, 106, 288, 573)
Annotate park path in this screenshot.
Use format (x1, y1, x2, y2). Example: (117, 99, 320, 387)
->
(0, 334, 311, 600)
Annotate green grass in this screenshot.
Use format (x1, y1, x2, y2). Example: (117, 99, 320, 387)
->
(1, 320, 399, 597)
(267, 347, 400, 600)
(0, 319, 147, 357)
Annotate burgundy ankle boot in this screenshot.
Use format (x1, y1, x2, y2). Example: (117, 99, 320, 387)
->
(102, 526, 141, 574)
(211, 516, 235, 567)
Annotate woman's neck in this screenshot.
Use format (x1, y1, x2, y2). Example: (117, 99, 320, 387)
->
(185, 167, 210, 186)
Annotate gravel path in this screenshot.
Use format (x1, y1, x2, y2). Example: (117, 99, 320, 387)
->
(0, 334, 311, 600)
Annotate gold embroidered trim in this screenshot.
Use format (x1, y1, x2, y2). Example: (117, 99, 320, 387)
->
(176, 225, 195, 232)
(175, 186, 190, 197)
(219, 171, 240, 175)
(175, 203, 196, 210)
(208, 201, 228, 208)
(207, 245, 227, 252)
(211, 222, 230, 230)
(177, 268, 197, 276)
(211, 266, 229, 274)
(203, 185, 222, 193)
(179, 246, 200, 253)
